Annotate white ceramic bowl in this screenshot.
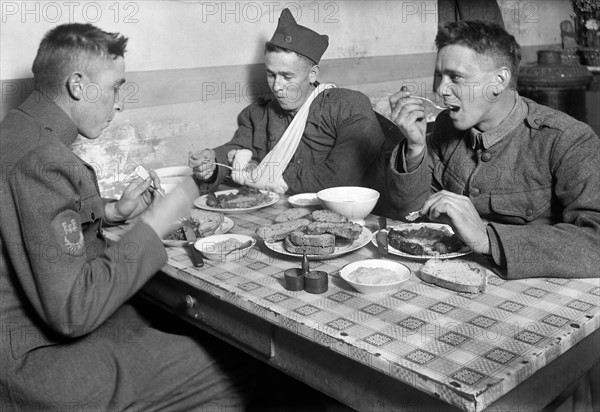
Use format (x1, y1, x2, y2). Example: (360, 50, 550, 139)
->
(288, 193, 320, 208)
(317, 186, 380, 225)
(194, 234, 256, 262)
(340, 259, 411, 294)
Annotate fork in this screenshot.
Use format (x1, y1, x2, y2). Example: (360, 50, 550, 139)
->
(382, 92, 447, 110)
(206, 162, 234, 171)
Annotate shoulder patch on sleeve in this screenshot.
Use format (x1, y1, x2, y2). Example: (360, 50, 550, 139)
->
(51, 210, 85, 256)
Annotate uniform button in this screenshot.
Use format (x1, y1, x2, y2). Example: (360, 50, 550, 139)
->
(525, 208, 533, 216)
(470, 187, 480, 197)
(481, 152, 492, 162)
(44, 127, 52, 132)
(91, 212, 96, 220)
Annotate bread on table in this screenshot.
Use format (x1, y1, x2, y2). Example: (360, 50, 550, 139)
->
(311, 209, 348, 223)
(256, 208, 364, 256)
(305, 221, 362, 240)
(255, 218, 311, 242)
(274, 207, 313, 223)
(288, 231, 335, 247)
(418, 259, 487, 293)
(283, 237, 335, 255)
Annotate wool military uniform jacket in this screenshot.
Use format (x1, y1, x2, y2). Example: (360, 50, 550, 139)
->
(384, 95, 600, 279)
(197, 87, 385, 194)
(0, 92, 167, 403)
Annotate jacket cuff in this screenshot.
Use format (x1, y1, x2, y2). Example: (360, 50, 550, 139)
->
(486, 224, 507, 270)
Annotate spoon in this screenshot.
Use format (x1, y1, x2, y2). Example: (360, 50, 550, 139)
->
(382, 92, 447, 110)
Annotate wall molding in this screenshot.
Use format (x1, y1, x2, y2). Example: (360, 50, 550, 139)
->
(1, 45, 557, 120)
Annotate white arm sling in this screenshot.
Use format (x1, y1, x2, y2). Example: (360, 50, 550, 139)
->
(242, 83, 336, 193)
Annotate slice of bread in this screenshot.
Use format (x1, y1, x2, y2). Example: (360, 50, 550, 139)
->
(419, 259, 487, 293)
(311, 209, 348, 223)
(305, 222, 363, 240)
(255, 218, 311, 242)
(274, 207, 313, 223)
(289, 231, 335, 247)
(284, 237, 335, 255)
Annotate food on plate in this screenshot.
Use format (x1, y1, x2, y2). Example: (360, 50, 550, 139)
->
(284, 237, 335, 255)
(212, 238, 245, 253)
(346, 267, 406, 285)
(284, 231, 335, 255)
(206, 186, 270, 209)
(305, 221, 362, 240)
(255, 218, 312, 242)
(289, 231, 335, 247)
(311, 209, 348, 223)
(256, 208, 365, 256)
(387, 226, 467, 256)
(274, 207, 313, 223)
(419, 259, 487, 293)
(164, 210, 224, 241)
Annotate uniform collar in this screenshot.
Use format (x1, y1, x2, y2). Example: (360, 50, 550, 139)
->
(470, 93, 527, 150)
(20, 90, 79, 146)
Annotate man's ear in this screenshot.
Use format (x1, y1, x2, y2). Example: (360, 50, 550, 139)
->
(309, 65, 320, 84)
(494, 67, 511, 94)
(66, 72, 84, 101)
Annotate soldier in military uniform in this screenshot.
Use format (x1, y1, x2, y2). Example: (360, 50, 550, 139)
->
(0, 23, 253, 411)
(189, 8, 385, 195)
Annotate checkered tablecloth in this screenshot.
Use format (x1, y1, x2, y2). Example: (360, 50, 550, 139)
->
(155, 198, 599, 412)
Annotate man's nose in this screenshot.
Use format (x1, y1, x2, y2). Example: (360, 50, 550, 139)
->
(272, 79, 284, 92)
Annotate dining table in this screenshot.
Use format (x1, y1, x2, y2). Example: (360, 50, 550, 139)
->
(118, 192, 600, 412)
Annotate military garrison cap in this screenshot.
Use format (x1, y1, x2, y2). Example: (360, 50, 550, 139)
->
(268, 8, 329, 64)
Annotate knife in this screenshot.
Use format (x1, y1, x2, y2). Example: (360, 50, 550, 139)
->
(377, 216, 388, 255)
(182, 220, 204, 267)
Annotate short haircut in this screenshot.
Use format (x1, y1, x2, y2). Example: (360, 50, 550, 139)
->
(435, 20, 522, 88)
(32, 23, 128, 91)
(264, 42, 317, 67)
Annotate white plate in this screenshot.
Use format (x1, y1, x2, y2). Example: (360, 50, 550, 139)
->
(288, 193, 320, 208)
(194, 189, 279, 213)
(371, 223, 472, 260)
(162, 217, 234, 247)
(264, 227, 373, 260)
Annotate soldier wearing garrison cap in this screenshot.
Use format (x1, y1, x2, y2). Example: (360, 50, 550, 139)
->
(269, 8, 329, 64)
(190, 8, 385, 195)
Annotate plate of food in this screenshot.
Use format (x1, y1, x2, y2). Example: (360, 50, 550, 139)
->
(371, 223, 471, 260)
(162, 210, 233, 247)
(194, 234, 256, 262)
(263, 226, 373, 260)
(194, 187, 279, 213)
